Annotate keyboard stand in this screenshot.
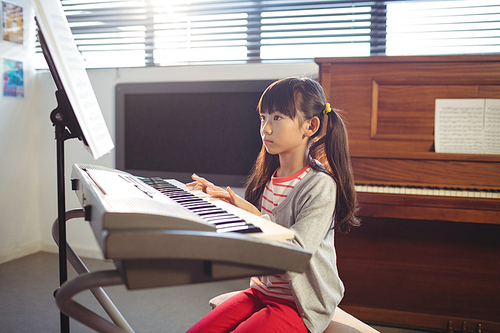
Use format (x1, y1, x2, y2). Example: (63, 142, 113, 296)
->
(52, 209, 134, 333)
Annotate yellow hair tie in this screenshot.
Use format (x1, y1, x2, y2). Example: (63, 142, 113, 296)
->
(323, 103, 331, 115)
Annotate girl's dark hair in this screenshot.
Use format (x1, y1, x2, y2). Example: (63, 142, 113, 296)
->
(244, 77, 360, 233)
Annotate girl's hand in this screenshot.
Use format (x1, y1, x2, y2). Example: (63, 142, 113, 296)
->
(186, 174, 261, 216)
(186, 174, 225, 193)
(207, 186, 262, 217)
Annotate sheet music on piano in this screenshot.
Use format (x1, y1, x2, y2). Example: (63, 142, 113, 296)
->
(485, 99, 500, 154)
(435, 99, 500, 154)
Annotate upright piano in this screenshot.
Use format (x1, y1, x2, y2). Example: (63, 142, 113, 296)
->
(315, 55, 500, 332)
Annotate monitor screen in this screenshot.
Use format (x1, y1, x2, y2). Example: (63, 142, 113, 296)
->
(115, 80, 275, 188)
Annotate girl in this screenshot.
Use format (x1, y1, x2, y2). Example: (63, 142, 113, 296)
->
(186, 77, 359, 333)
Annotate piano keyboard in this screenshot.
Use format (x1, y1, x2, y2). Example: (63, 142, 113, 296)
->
(140, 177, 262, 234)
(355, 184, 500, 199)
(71, 164, 295, 242)
(67, 163, 312, 299)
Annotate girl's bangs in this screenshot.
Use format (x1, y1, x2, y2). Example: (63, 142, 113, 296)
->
(258, 80, 297, 118)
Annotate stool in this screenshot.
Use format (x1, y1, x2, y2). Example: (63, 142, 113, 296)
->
(209, 291, 380, 333)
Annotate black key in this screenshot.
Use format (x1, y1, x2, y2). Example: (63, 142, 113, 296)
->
(142, 177, 262, 234)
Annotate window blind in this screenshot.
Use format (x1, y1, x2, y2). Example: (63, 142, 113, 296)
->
(34, 0, 500, 69)
(386, 0, 500, 56)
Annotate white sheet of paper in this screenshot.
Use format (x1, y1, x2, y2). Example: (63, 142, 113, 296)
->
(435, 99, 485, 154)
(484, 99, 500, 154)
(33, 0, 114, 159)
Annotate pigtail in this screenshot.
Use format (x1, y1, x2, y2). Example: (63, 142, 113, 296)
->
(310, 109, 360, 233)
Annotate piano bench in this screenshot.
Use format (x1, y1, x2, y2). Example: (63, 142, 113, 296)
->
(209, 291, 380, 333)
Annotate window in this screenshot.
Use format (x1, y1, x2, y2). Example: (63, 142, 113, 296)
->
(259, 5, 373, 60)
(34, 0, 500, 69)
(386, 0, 500, 55)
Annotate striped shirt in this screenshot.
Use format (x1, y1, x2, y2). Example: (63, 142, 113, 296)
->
(250, 165, 311, 300)
(260, 165, 311, 220)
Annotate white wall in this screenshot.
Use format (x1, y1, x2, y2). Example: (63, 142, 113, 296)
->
(0, 0, 40, 263)
(0, 60, 318, 264)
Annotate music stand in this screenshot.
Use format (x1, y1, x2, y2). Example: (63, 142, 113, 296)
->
(33, 0, 114, 331)
(37, 23, 80, 333)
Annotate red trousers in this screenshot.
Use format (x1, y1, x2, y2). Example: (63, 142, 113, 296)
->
(186, 288, 308, 333)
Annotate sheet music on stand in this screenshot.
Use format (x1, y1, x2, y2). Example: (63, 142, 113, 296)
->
(33, 0, 114, 159)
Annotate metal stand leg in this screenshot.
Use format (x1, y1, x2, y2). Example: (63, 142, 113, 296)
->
(52, 209, 135, 333)
(54, 123, 69, 333)
(55, 270, 128, 333)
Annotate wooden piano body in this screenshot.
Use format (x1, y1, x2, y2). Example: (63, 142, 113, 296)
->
(315, 55, 500, 332)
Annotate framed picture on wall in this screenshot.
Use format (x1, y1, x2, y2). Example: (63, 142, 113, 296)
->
(3, 58, 24, 98)
(2, 1, 23, 44)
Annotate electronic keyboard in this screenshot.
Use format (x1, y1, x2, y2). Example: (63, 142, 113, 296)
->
(71, 163, 295, 242)
(70, 164, 309, 289)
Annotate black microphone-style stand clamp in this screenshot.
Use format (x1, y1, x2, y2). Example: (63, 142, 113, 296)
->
(50, 89, 85, 142)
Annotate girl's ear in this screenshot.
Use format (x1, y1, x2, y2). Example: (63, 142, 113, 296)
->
(304, 116, 320, 138)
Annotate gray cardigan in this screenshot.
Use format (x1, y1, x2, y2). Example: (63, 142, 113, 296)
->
(271, 168, 344, 333)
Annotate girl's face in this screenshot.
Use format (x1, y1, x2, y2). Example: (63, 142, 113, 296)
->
(260, 111, 309, 157)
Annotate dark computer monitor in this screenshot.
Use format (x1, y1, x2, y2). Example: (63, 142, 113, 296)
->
(115, 80, 275, 188)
